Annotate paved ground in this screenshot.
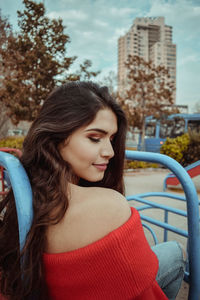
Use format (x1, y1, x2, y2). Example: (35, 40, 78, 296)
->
(124, 169, 200, 300)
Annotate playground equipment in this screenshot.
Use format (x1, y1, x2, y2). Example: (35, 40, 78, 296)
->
(125, 150, 200, 300)
(0, 148, 22, 196)
(163, 160, 200, 191)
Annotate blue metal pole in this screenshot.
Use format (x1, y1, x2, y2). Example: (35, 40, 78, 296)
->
(125, 150, 200, 300)
(0, 151, 33, 251)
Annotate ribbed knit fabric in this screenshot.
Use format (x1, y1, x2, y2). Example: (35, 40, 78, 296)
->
(43, 207, 168, 299)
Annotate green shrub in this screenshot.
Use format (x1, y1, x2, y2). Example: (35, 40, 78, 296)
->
(181, 130, 200, 166)
(160, 131, 200, 166)
(160, 133, 189, 163)
(0, 136, 24, 150)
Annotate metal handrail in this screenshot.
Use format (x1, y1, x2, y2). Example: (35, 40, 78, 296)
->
(0, 151, 33, 251)
(125, 150, 200, 300)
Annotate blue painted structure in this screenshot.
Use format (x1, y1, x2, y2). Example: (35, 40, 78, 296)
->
(0, 150, 200, 299)
(143, 113, 200, 152)
(163, 160, 200, 191)
(0, 151, 33, 251)
(125, 150, 200, 300)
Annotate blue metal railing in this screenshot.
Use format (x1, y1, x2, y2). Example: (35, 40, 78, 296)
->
(0, 151, 33, 251)
(125, 150, 200, 300)
(163, 159, 200, 191)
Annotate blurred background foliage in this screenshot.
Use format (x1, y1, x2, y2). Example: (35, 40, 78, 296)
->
(161, 131, 200, 166)
(0, 136, 24, 149)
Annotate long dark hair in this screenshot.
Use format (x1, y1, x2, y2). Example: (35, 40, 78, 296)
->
(0, 81, 127, 299)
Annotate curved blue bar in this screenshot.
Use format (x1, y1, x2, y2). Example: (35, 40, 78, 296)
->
(125, 150, 200, 299)
(164, 159, 200, 191)
(127, 195, 188, 217)
(132, 192, 187, 202)
(140, 214, 188, 237)
(142, 222, 158, 245)
(0, 151, 33, 251)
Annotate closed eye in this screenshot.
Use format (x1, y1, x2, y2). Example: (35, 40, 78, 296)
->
(89, 137, 100, 143)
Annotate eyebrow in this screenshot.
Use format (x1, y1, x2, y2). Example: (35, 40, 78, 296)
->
(85, 128, 117, 135)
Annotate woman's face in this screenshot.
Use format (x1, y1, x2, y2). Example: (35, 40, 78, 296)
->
(59, 108, 118, 182)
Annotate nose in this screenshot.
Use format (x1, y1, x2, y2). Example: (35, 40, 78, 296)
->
(101, 140, 115, 159)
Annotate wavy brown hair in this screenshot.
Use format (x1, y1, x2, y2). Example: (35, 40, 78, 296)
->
(0, 81, 127, 299)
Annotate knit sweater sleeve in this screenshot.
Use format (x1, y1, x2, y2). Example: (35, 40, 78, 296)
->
(43, 207, 168, 300)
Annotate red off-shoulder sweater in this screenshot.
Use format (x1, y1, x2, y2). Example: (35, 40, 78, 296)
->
(43, 207, 168, 299)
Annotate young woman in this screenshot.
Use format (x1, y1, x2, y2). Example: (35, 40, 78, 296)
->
(0, 81, 185, 299)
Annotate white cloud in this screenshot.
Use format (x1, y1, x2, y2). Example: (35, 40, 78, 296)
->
(47, 9, 88, 21)
(178, 54, 200, 67)
(81, 31, 95, 39)
(94, 20, 108, 27)
(110, 7, 137, 16)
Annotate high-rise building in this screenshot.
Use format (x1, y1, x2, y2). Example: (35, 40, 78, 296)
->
(118, 17, 176, 101)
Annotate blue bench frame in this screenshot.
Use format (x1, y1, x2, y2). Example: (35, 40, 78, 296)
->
(0, 150, 200, 299)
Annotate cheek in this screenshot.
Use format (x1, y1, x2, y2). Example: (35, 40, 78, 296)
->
(61, 140, 97, 165)
(75, 142, 97, 163)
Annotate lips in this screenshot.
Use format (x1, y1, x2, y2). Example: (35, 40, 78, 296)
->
(93, 163, 108, 171)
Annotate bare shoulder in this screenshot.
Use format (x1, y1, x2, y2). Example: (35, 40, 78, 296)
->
(86, 186, 131, 226)
(77, 186, 132, 245)
(94, 186, 129, 206)
(46, 186, 131, 253)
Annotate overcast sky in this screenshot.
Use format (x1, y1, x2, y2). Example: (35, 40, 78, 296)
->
(1, 0, 200, 111)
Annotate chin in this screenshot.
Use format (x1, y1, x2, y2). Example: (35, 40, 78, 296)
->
(84, 174, 105, 183)
(78, 170, 105, 183)
(87, 177, 104, 183)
